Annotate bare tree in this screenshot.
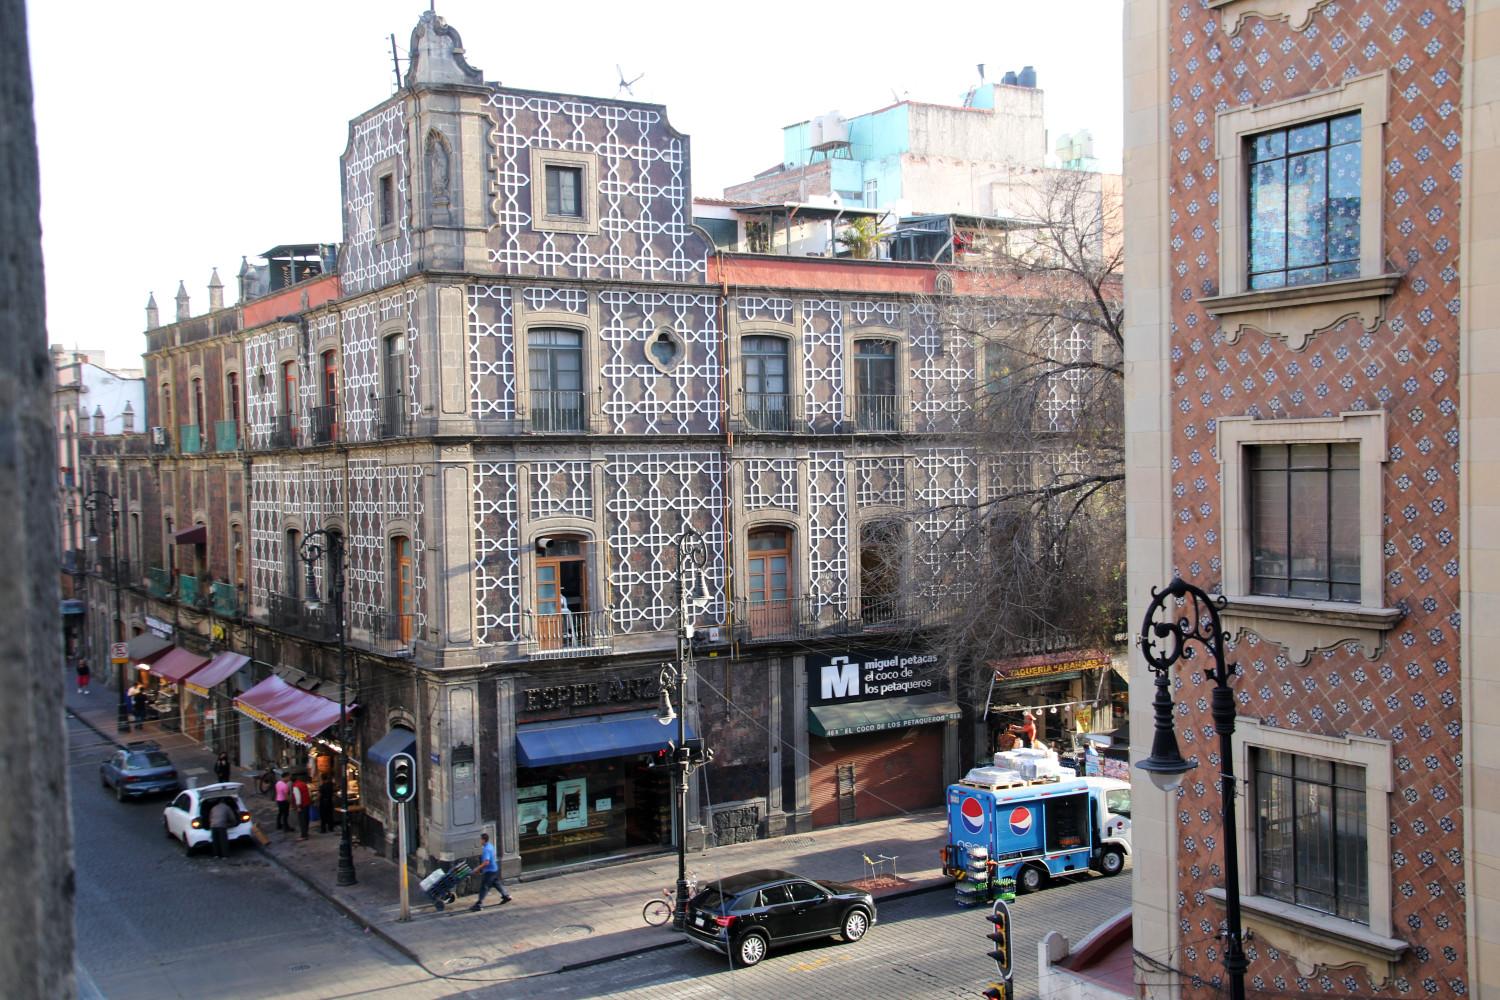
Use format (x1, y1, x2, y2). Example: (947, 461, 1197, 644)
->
(913, 169, 1125, 680)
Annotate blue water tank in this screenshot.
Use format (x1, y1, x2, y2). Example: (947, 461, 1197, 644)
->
(1018, 65, 1037, 88)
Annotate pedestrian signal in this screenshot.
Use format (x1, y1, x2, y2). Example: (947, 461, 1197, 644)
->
(388, 751, 416, 803)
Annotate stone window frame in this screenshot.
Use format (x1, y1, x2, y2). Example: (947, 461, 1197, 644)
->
(1209, 717, 1407, 985)
(1200, 72, 1400, 350)
(375, 156, 401, 242)
(1217, 411, 1401, 664)
(732, 329, 800, 432)
(530, 149, 600, 237)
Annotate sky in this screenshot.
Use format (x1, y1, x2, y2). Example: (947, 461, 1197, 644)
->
(26, 0, 1124, 369)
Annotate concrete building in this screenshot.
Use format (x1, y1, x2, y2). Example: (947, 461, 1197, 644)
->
(1079, 0, 1500, 996)
(76, 12, 1116, 883)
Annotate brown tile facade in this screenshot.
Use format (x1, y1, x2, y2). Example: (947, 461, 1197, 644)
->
(1163, 1, 1467, 994)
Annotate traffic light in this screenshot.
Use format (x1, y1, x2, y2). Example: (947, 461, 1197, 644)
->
(986, 898, 1013, 977)
(648, 742, 675, 768)
(981, 983, 1009, 1000)
(388, 751, 416, 803)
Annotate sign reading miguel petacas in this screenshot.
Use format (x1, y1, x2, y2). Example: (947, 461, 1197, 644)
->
(806, 648, 941, 706)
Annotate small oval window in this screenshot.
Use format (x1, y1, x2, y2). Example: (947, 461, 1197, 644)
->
(647, 329, 682, 370)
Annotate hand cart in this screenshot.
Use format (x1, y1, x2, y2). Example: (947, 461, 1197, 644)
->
(419, 861, 473, 911)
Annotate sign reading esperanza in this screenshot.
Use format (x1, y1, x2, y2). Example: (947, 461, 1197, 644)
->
(806, 647, 942, 706)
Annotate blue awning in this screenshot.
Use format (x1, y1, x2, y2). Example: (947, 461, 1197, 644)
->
(516, 711, 696, 768)
(366, 726, 417, 769)
(60, 599, 85, 616)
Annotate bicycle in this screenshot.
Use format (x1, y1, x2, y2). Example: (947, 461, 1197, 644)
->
(244, 758, 289, 796)
(642, 871, 700, 926)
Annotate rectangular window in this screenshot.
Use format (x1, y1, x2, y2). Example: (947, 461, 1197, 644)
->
(1247, 112, 1361, 290)
(1253, 748, 1368, 924)
(528, 328, 585, 432)
(545, 165, 583, 218)
(1248, 443, 1359, 601)
(378, 173, 396, 229)
(854, 339, 898, 431)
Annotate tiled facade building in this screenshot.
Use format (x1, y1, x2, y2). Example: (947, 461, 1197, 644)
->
(1114, 0, 1500, 996)
(75, 13, 1113, 881)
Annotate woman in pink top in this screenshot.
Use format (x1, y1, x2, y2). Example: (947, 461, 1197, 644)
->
(275, 776, 290, 831)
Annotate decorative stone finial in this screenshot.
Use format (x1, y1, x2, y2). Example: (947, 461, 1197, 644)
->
(146, 293, 159, 330)
(407, 11, 484, 89)
(208, 268, 224, 311)
(175, 280, 190, 321)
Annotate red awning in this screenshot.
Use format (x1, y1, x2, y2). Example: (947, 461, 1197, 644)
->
(174, 524, 207, 545)
(151, 647, 211, 684)
(233, 674, 352, 747)
(184, 652, 249, 697)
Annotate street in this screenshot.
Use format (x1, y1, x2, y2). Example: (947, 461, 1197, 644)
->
(69, 709, 1129, 998)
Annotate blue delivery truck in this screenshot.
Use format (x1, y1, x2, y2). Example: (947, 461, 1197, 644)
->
(943, 776, 1131, 897)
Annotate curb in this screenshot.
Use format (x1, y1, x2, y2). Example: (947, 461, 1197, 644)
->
(66, 706, 421, 966)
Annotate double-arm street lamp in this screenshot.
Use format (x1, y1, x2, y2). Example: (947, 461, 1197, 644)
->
(81, 488, 128, 732)
(657, 526, 712, 931)
(1136, 576, 1247, 1000)
(299, 528, 358, 887)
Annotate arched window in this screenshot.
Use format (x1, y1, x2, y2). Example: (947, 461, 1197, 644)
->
(533, 535, 591, 650)
(314, 350, 338, 443)
(379, 333, 406, 438)
(275, 361, 299, 447)
(527, 328, 584, 431)
(741, 336, 791, 431)
(859, 521, 903, 623)
(746, 527, 793, 637)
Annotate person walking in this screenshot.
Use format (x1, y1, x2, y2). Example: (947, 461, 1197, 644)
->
(318, 772, 336, 834)
(214, 753, 231, 784)
(75, 659, 90, 695)
(292, 773, 311, 840)
(209, 798, 235, 858)
(274, 774, 290, 831)
(131, 684, 147, 730)
(469, 831, 511, 911)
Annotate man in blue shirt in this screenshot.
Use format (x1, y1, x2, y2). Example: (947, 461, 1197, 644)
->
(470, 831, 512, 911)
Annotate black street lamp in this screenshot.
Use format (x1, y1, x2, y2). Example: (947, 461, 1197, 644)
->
(298, 528, 357, 887)
(81, 488, 127, 732)
(1136, 577, 1246, 1000)
(657, 526, 712, 931)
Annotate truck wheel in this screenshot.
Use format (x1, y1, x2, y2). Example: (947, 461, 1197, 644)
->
(1098, 846, 1125, 876)
(1018, 863, 1047, 894)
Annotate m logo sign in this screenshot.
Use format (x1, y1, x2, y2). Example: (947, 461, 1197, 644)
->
(820, 657, 860, 700)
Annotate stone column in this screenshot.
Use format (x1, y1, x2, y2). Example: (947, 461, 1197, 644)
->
(495, 677, 520, 878)
(0, 0, 75, 990)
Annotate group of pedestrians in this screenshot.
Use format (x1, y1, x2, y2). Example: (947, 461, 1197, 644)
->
(273, 771, 339, 840)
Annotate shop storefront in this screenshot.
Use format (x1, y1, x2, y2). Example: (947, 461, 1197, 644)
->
(805, 647, 959, 827)
(984, 649, 1116, 756)
(234, 673, 361, 825)
(183, 652, 249, 756)
(149, 647, 210, 734)
(513, 672, 684, 871)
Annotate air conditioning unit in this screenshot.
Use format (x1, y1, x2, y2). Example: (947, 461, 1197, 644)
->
(151, 426, 166, 446)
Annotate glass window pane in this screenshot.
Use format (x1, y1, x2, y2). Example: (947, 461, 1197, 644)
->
(1256, 769, 1293, 902)
(1327, 142, 1361, 265)
(1249, 160, 1287, 276)
(1289, 443, 1327, 469)
(1294, 755, 1333, 783)
(1294, 779, 1335, 912)
(1335, 786, 1369, 922)
(1250, 271, 1287, 291)
(1287, 151, 1328, 268)
(1329, 467, 1359, 588)
(1252, 444, 1288, 470)
(1251, 130, 1287, 163)
(1288, 120, 1328, 153)
(1330, 443, 1358, 469)
(1251, 467, 1288, 589)
(1329, 112, 1362, 144)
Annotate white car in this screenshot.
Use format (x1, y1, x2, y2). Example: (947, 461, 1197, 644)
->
(163, 782, 254, 853)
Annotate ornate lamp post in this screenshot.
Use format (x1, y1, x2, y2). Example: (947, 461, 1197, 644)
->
(299, 529, 357, 887)
(81, 488, 127, 732)
(1136, 577, 1246, 1000)
(657, 526, 711, 930)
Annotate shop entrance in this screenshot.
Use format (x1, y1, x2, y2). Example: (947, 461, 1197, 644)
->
(515, 756, 671, 870)
(809, 725, 943, 827)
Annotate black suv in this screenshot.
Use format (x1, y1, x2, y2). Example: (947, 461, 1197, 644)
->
(683, 868, 876, 967)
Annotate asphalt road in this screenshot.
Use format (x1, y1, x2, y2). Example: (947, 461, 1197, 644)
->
(67, 712, 444, 1000)
(68, 709, 1130, 999)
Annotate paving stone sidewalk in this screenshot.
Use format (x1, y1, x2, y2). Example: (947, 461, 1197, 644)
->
(66, 681, 949, 984)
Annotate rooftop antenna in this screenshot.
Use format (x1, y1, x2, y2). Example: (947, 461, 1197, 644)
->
(617, 64, 644, 97)
(390, 33, 402, 89)
(977, 63, 986, 81)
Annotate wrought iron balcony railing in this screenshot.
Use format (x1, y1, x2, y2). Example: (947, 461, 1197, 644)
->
(310, 405, 338, 445)
(735, 390, 800, 433)
(850, 394, 908, 433)
(527, 390, 590, 433)
(376, 393, 407, 439)
(520, 607, 613, 657)
(266, 591, 337, 641)
(270, 414, 298, 449)
(354, 610, 418, 653)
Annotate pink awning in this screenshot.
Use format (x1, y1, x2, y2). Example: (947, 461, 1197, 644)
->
(233, 674, 352, 747)
(184, 652, 249, 697)
(151, 647, 211, 684)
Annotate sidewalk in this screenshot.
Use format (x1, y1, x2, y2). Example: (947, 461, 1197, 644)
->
(66, 682, 949, 984)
